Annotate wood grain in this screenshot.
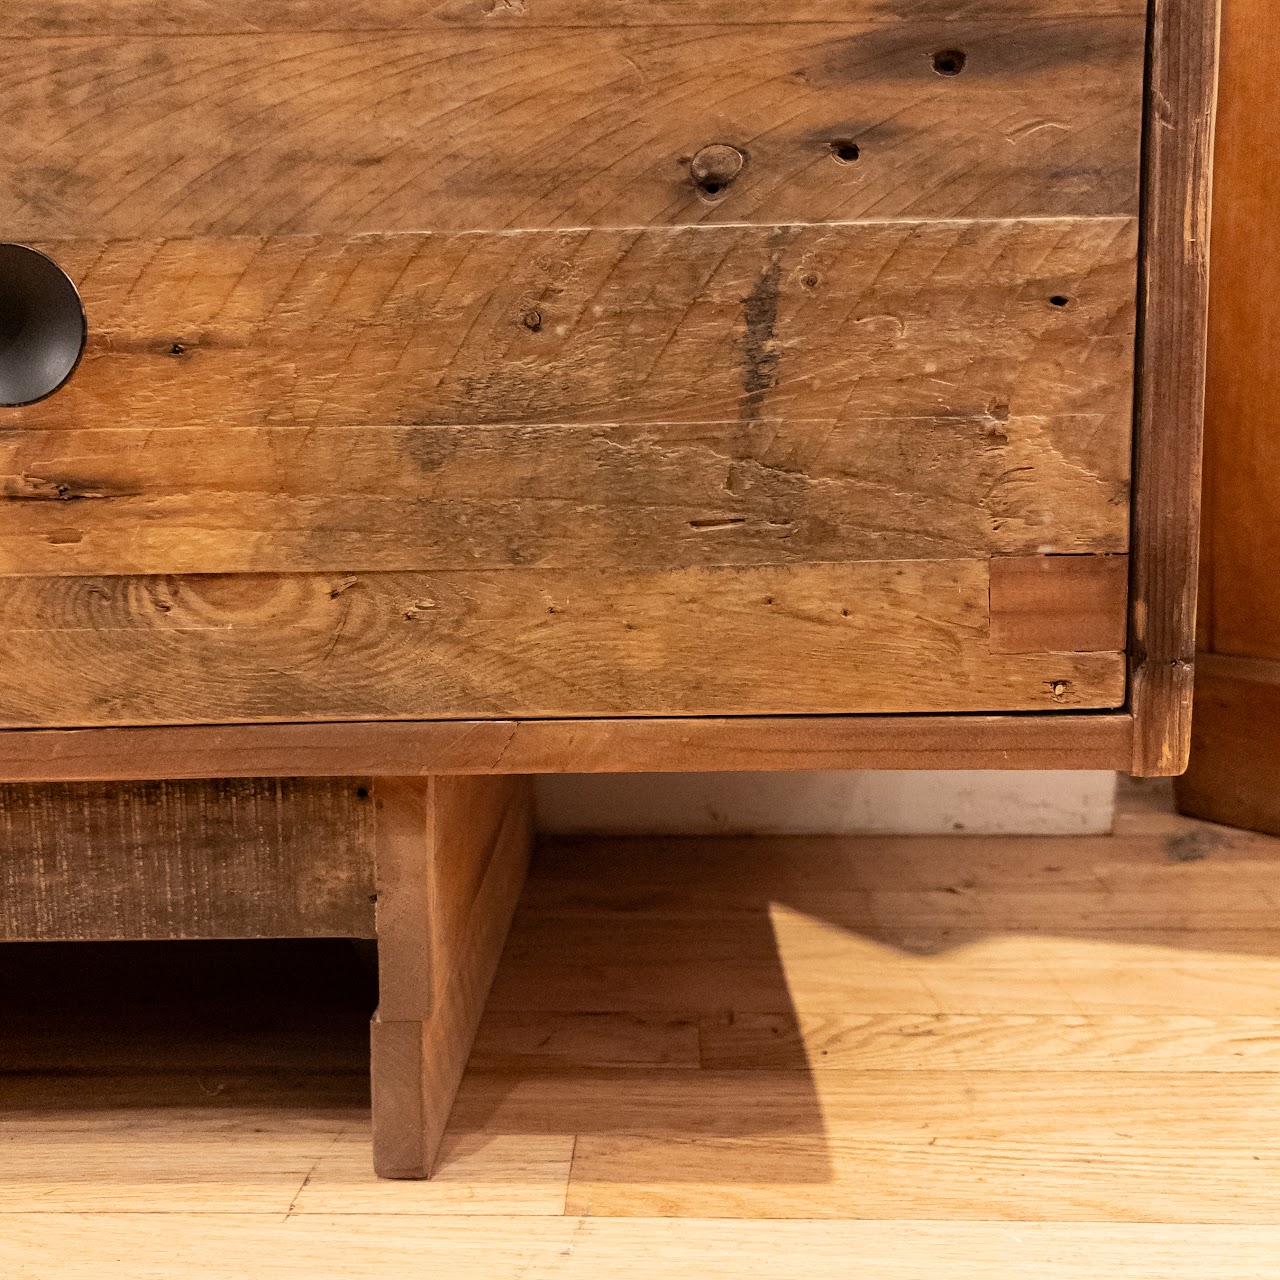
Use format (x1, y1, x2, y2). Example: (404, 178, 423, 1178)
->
(0, 779, 375, 941)
(1128, 0, 1221, 775)
(4, 221, 1138, 434)
(1, 0, 1153, 37)
(0, 19, 1145, 237)
(2, 1217, 1277, 1280)
(1191, 0, 1280, 661)
(0, 561, 1127, 726)
(1176, 654, 1280, 836)
(699, 1011, 1280, 1072)
(371, 775, 533, 1178)
(0, 415, 1131, 577)
(1174, 0, 1280, 830)
(0, 713, 1136, 782)
(565, 1129, 1280, 1222)
(989, 554, 1129, 654)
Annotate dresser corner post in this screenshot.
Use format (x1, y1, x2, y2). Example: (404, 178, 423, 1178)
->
(1129, 0, 1223, 777)
(368, 773, 534, 1179)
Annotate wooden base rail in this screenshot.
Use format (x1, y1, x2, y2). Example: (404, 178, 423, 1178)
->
(0, 712, 1136, 783)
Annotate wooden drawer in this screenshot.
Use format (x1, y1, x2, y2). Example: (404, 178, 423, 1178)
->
(0, 1, 1216, 773)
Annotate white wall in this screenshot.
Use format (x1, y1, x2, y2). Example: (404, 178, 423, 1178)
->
(536, 771, 1118, 836)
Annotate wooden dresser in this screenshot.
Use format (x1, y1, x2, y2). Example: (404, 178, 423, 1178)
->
(0, 0, 1219, 1176)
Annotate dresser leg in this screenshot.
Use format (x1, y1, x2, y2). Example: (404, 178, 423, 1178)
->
(368, 774, 534, 1179)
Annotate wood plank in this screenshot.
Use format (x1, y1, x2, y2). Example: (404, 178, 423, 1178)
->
(450, 1067, 1280, 1136)
(990, 554, 1129, 654)
(0, 20, 1145, 237)
(0, 1106, 351, 1215)
(0, 562, 1127, 726)
(1128, 0, 1221, 775)
(0, 1217, 1276, 1280)
(486, 911, 1280, 1016)
(699, 1012, 1280, 1072)
(3, 221, 1138, 434)
(0, 714, 1136, 782)
(523, 832, 1280, 931)
(371, 776, 534, 1178)
(566, 1131, 1280, 1222)
(2, 0, 1153, 37)
(0, 779, 375, 942)
(0, 415, 1131, 577)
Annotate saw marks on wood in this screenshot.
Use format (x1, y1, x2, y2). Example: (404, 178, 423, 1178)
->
(0, 414, 1131, 576)
(10, 221, 1139, 433)
(1, 784, 1280, 1273)
(0, 15, 1145, 235)
(0, 0, 1147, 726)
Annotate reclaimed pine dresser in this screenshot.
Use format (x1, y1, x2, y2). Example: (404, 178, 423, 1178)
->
(0, 0, 1218, 1176)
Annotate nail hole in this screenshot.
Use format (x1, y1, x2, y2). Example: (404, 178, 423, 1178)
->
(932, 49, 967, 76)
(802, 274, 820, 289)
(168, 342, 186, 356)
(1049, 295, 1070, 308)
(355, 787, 370, 800)
(831, 140, 861, 164)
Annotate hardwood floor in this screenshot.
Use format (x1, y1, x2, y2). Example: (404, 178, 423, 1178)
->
(3, 779, 1279, 1277)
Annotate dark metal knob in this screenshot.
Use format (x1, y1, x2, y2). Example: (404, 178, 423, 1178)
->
(0, 243, 86, 406)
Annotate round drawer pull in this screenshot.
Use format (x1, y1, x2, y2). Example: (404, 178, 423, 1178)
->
(0, 243, 87, 407)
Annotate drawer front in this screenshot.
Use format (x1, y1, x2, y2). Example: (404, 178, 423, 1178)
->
(0, 1, 1144, 726)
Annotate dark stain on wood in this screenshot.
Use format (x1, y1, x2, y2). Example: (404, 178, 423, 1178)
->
(739, 256, 784, 421)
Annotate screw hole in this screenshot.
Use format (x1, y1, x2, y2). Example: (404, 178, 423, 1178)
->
(689, 143, 744, 201)
(522, 309, 543, 332)
(831, 140, 861, 164)
(932, 49, 967, 76)
(802, 274, 820, 289)
(1049, 295, 1070, 308)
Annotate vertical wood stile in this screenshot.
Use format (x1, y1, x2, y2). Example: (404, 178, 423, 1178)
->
(1130, 0, 1222, 775)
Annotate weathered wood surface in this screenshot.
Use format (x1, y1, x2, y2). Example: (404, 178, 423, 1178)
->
(989, 554, 1129, 655)
(0, 778, 376, 941)
(0, 561, 1127, 726)
(1128, 0, 1220, 775)
(6, 222, 1138, 433)
(0, 0, 1173, 736)
(1, 0, 1152, 36)
(0, 414, 1131, 576)
(0, 15, 1145, 235)
(0, 218, 1136, 591)
(372, 775, 534, 1178)
(0, 714, 1136, 782)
